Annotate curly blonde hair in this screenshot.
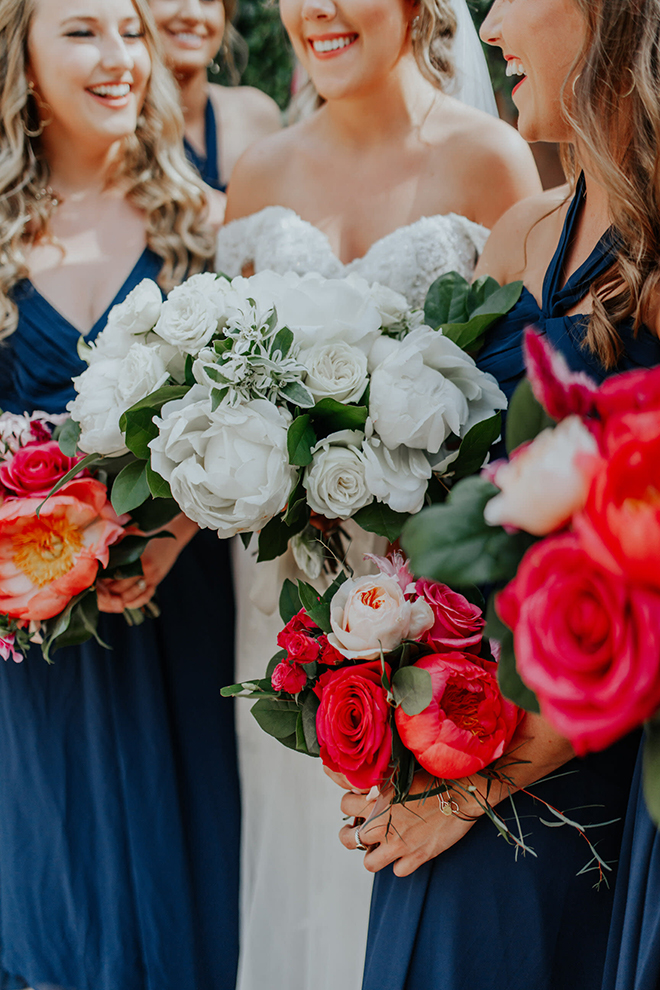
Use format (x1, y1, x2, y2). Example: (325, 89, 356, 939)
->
(563, 0, 660, 367)
(0, 0, 215, 338)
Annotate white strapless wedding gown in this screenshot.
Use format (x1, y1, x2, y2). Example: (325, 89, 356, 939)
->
(216, 209, 489, 990)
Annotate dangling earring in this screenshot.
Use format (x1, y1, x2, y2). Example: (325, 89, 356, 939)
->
(621, 67, 636, 98)
(207, 57, 221, 75)
(411, 14, 421, 40)
(571, 72, 581, 97)
(24, 79, 53, 137)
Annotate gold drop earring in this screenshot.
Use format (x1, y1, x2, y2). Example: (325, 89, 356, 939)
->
(24, 79, 53, 137)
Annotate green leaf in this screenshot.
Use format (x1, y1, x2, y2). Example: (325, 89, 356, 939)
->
(322, 570, 348, 604)
(239, 531, 253, 550)
(440, 281, 524, 352)
(211, 387, 229, 410)
(257, 512, 306, 563)
(301, 691, 321, 756)
(145, 463, 172, 499)
(401, 476, 536, 587)
(392, 665, 433, 716)
(202, 364, 230, 385)
(424, 271, 471, 328)
(643, 715, 660, 828)
(272, 326, 294, 358)
(251, 697, 300, 739)
(122, 405, 160, 459)
(280, 380, 315, 408)
(310, 398, 368, 433)
(184, 353, 196, 386)
(129, 497, 180, 532)
(111, 459, 150, 515)
(42, 590, 108, 662)
(118, 384, 189, 431)
(486, 595, 540, 713)
(506, 377, 556, 455)
(295, 711, 309, 753)
(214, 338, 233, 356)
(442, 313, 505, 352)
(287, 415, 317, 467)
(352, 501, 408, 541)
(37, 451, 102, 513)
(280, 579, 302, 623)
(450, 414, 502, 480)
(470, 280, 523, 321)
(104, 531, 173, 572)
(468, 274, 501, 310)
(58, 418, 82, 457)
(297, 581, 331, 633)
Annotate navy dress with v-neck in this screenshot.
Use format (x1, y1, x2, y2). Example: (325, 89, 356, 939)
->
(0, 248, 239, 990)
(361, 176, 659, 990)
(183, 99, 226, 193)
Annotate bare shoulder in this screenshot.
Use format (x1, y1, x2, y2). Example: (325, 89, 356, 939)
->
(430, 99, 542, 227)
(210, 83, 281, 131)
(475, 185, 570, 284)
(224, 119, 310, 222)
(204, 186, 227, 232)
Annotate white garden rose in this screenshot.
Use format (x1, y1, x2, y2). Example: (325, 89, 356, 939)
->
(366, 281, 411, 328)
(327, 573, 434, 660)
(68, 358, 128, 455)
(361, 437, 432, 514)
(150, 392, 296, 537)
(484, 416, 599, 536)
(303, 430, 373, 520)
(105, 278, 163, 336)
(154, 277, 223, 354)
(301, 342, 368, 404)
(369, 335, 468, 453)
(115, 343, 169, 405)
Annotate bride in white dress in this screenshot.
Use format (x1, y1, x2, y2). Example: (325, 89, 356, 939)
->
(216, 2, 541, 988)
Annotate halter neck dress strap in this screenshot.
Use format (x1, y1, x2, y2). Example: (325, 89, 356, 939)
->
(183, 98, 226, 193)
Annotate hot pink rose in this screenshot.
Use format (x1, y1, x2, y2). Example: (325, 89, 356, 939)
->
(415, 578, 485, 651)
(497, 532, 660, 755)
(395, 653, 521, 779)
(271, 660, 307, 694)
(0, 441, 82, 498)
(318, 634, 344, 666)
(277, 608, 321, 662)
(0, 477, 124, 620)
(315, 661, 392, 790)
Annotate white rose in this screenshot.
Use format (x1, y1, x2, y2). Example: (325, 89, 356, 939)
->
(150, 393, 296, 537)
(361, 437, 432, 514)
(366, 281, 411, 328)
(115, 343, 169, 405)
(105, 278, 162, 336)
(303, 430, 373, 520)
(327, 573, 434, 660)
(68, 359, 128, 455)
(154, 278, 222, 354)
(369, 335, 468, 453)
(301, 342, 368, 404)
(484, 416, 599, 536)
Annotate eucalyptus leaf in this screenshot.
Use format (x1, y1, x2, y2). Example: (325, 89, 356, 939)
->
(111, 459, 150, 515)
(392, 666, 433, 716)
(58, 418, 82, 457)
(287, 415, 316, 467)
(352, 501, 408, 541)
(506, 377, 557, 455)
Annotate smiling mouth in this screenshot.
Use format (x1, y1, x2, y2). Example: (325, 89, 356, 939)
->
(87, 83, 131, 101)
(505, 57, 527, 94)
(168, 30, 206, 48)
(310, 34, 358, 55)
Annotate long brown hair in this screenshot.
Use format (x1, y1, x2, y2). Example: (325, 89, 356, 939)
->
(0, 0, 215, 339)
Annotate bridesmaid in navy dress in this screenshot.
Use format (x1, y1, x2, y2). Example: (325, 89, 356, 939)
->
(0, 1, 237, 988)
(148, 0, 281, 193)
(340, 0, 660, 987)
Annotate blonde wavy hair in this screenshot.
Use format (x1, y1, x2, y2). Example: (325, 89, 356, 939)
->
(287, 0, 457, 121)
(0, 0, 215, 338)
(563, 0, 660, 367)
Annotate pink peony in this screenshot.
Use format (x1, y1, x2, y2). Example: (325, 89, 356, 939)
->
(395, 653, 521, 778)
(415, 578, 485, 650)
(314, 661, 392, 790)
(271, 660, 308, 694)
(497, 532, 660, 755)
(0, 478, 124, 621)
(0, 441, 83, 498)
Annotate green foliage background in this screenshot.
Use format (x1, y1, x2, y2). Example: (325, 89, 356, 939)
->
(217, 0, 514, 113)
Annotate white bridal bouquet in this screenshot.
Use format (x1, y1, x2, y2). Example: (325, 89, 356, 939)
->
(63, 268, 520, 569)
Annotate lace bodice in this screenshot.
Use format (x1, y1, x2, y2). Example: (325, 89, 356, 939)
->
(215, 207, 489, 309)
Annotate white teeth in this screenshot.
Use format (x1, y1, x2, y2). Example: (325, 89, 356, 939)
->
(506, 59, 526, 77)
(312, 35, 357, 53)
(175, 32, 203, 45)
(89, 83, 131, 98)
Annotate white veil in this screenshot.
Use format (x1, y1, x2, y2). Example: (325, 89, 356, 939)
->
(448, 0, 499, 117)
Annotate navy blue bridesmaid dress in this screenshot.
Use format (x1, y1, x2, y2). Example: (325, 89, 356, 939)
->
(0, 249, 240, 990)
(362, 176, 660, 990)
(183, 99, 227, 193)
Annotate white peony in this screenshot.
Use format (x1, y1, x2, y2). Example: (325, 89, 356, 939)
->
(154, 276, 224, 354)
(361, 437, 432, 514)
(365, 280, 412, 328)
(327, 573, 434, 660)
(105, 278, 163, 336)
(68, 359, 128, 455)
(301, 342, 368, 404)
(484, 416, 599, 535)
(149, 390, 296, 537)
(303, 430, 372, 519)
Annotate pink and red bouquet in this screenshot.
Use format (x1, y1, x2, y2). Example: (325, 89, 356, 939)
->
(402, 330, 660, 825)
(0, 411, 173, 663)
(223, 551, 521, 803)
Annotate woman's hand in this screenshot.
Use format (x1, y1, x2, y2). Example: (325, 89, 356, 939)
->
(97, 514, 199, 613)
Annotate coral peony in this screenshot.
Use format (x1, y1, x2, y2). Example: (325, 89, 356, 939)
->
(0, 441, 82, 498)
(395, 653, 521, 778)
(497, 533, 660, 754)
(0, 478, 124, 621)
(315, 661, 392, 789)
(415, 578, 485, 651)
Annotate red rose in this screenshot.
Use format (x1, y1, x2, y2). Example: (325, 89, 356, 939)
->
(271, 660, 307, 694)
(497, 532, 660, 755)
(395, 653, 521, 779)
(574, 415, 660, 588)
(415, 578, 485, 651)
(0, 441, 82, 498)
(318, 634, 344, 666)
(315, 661, 392, 790)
